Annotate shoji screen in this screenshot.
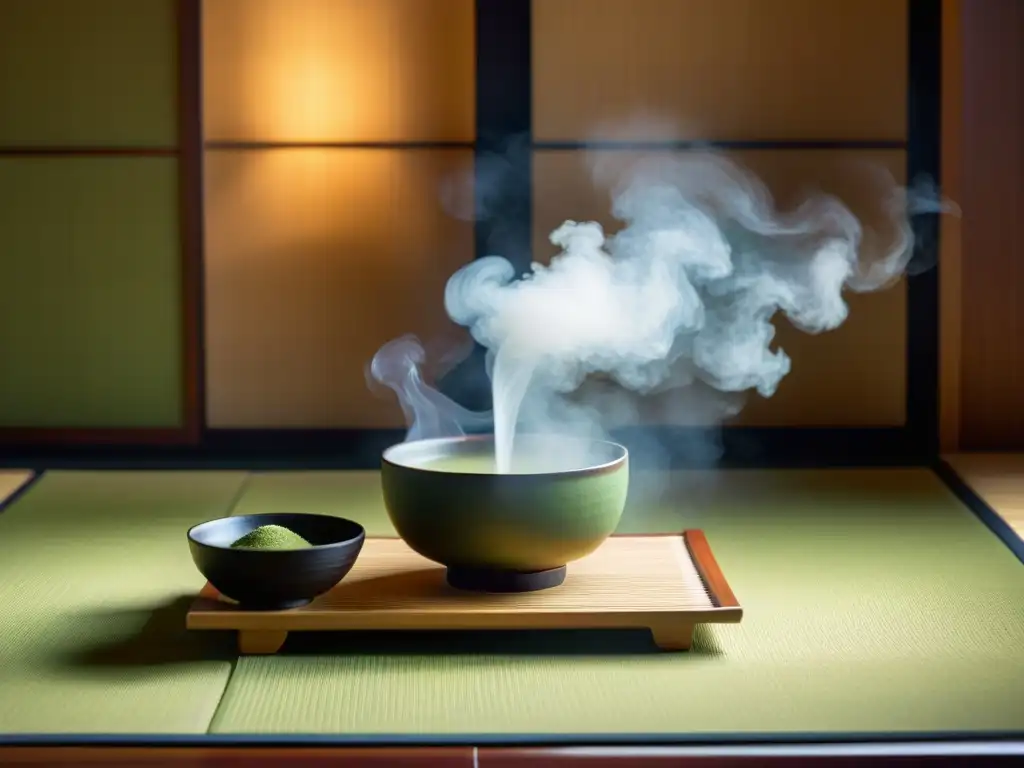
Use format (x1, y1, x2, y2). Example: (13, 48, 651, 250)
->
(202, 0, 475, 428)
(0, 0, 183, 429)
(532, 0, 909, 427)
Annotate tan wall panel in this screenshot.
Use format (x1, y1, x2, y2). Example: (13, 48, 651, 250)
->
(533, 0, 907, 142)
(533, 150, 908, 427)
(202, 0, 475, 143)
(958, 0, 1024, 449)
(204, 149, 475, 427)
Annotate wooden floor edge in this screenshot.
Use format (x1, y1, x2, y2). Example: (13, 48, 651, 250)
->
(0, 746, 473, 766)
(2, 744, 1022, 767)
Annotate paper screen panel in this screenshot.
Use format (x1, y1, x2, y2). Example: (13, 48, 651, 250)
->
(532, 0, 907, 142)
(532, 149, 907, 427)
(0, 0, 177, 147)
(203, 149, 475, 428)
(0, 157, 183, 428)
(202, 0, 475, 143)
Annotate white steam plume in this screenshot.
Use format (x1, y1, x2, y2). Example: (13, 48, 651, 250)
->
(367, 335, 491, 442)
(371, 145, 953, 473)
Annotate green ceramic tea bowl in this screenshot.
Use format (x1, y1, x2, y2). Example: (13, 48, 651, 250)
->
(380, 435, 629, 591)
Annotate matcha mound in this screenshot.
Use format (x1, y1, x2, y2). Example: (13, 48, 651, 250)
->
(229, 524, 312, 550)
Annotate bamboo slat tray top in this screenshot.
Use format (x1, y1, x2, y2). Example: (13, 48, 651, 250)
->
(186, 530, 743, 654)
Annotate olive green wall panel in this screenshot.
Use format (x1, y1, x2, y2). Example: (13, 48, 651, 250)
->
(0, 0, 178, 147)
(0, 158, 183, 428)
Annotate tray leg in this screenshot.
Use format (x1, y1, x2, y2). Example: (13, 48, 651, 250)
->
(650, 621, 694, 651)
(238, 629, 289, 655)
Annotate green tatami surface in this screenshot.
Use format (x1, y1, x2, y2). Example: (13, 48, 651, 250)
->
(211, 469, 1024, 737)
(0, 471, 248, 734)
(0, 468, 1020, 738)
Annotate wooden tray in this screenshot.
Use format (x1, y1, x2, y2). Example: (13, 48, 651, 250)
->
(186, 529, 742, 654)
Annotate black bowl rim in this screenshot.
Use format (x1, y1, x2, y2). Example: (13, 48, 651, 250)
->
(186, 512, 366, 552)
(381, 434, 628, 478)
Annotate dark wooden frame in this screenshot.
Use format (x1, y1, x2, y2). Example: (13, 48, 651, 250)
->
(0, 0, 942, 470)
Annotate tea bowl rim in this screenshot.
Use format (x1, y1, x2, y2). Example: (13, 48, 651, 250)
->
(381, 434, 629, 478)
(187, 512, 366, 552)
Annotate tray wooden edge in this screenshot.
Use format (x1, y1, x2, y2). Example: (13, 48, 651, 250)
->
(682, 529, 742, 618)
(186, 530, 744, 627)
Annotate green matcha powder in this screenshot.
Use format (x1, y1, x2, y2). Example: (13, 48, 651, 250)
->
(229, 524, 312, 550)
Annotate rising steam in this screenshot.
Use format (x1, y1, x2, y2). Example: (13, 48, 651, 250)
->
(368, 335, 491, 442)
(371, 145, 951, 473)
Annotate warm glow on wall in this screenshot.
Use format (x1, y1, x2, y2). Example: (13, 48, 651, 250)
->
(203, 149, 475, 428)
(202, 0, 475, 142)
(201, 0, 477, 427)
(205, 148, 398, 244)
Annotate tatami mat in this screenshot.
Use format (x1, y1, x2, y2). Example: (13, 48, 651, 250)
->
(210, 469, 1024, 737)
(0, 471, 248, 734)
(0, 470, 33, 506)
(945, 453, 1024, 538)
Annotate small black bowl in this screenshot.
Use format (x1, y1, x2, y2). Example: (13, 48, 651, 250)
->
(187, 513, 366, 610)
